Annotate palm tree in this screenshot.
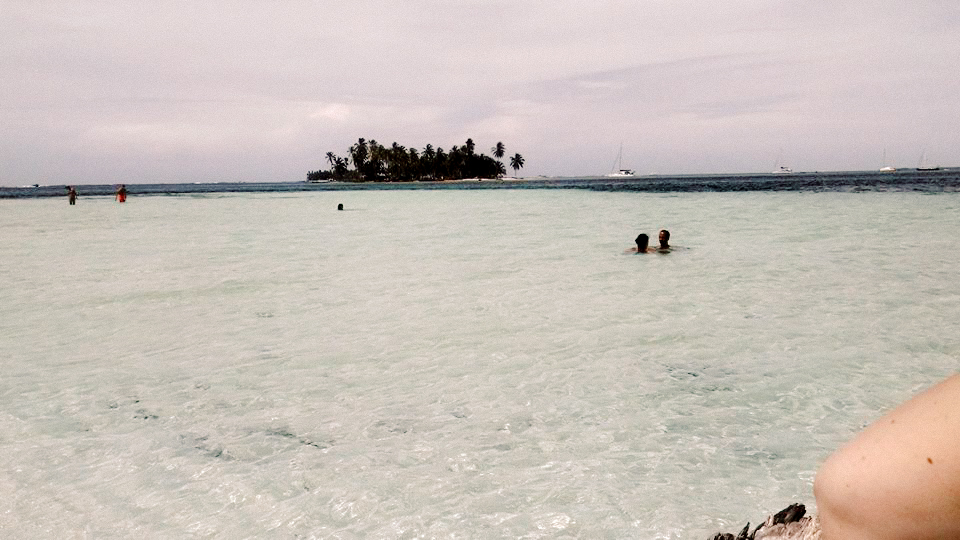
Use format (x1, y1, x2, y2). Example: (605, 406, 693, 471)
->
(422, 144, 436, 179)
(509, 153, 525, 178)
(348, 138, 368, 180)
(492, 142, 506, 178)
(387, 142, 407, 180)
(435, 147, 447, 179)
(325, 151, 336, 169)
(407, 147, 420, 180)
(365, 140, 386, 181)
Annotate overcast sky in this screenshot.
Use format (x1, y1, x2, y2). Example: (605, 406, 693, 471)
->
(2, 1, 958, 185)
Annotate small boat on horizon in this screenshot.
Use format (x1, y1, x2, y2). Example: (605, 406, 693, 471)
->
(771, 149, 793, 174)
(606, 144, 635, 177)
(917, 151, 940, 171)
(879, 149, 896, 172)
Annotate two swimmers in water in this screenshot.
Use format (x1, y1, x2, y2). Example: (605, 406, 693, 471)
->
(624, 230, 959, 538)
(628, 229, 671, 253)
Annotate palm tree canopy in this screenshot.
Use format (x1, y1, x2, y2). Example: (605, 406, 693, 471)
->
(349, 138, 368, 169)
(509, 153, 525, 172)
(318, 137, 517, 181)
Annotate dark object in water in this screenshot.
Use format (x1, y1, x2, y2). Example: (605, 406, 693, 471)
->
(337, 203, 343, 210)
(709, 503, 819, 540)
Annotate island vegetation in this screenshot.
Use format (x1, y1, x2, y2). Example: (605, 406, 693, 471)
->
(307, 138, 524, 182)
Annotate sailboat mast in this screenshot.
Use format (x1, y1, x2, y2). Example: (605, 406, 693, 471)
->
(612, 143, 623, 173)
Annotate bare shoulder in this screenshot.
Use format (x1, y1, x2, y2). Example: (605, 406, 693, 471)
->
(816, 375, 960, 539)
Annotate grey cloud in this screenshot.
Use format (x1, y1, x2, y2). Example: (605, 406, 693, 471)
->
(2, 1, 959, 184)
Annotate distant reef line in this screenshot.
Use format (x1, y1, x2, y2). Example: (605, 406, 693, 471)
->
(3, 169, 960, 199)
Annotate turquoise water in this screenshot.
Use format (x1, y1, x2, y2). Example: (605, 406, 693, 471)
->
(1, 190, 958, 538)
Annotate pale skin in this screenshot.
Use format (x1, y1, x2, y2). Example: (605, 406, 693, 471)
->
(814, 374, 960, 540)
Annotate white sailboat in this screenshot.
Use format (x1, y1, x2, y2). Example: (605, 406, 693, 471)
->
(879, 149, 896, 172)
(606, 144, 635, 177)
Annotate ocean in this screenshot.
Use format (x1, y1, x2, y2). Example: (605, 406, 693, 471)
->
(1, 176, 958, 538)
(3, 168, 960, 199)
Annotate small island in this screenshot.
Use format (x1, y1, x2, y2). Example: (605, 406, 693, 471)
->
(308, 138, 524, 182)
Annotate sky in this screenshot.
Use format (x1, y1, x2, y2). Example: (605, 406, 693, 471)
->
(2, 0, 959, 186)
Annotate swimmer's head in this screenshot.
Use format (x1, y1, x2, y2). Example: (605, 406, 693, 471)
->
(635, 234, 649, 252)
(659, 229, 670, 247)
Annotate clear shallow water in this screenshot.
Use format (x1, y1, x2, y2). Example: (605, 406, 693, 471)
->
(1, 190, 958, 538)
